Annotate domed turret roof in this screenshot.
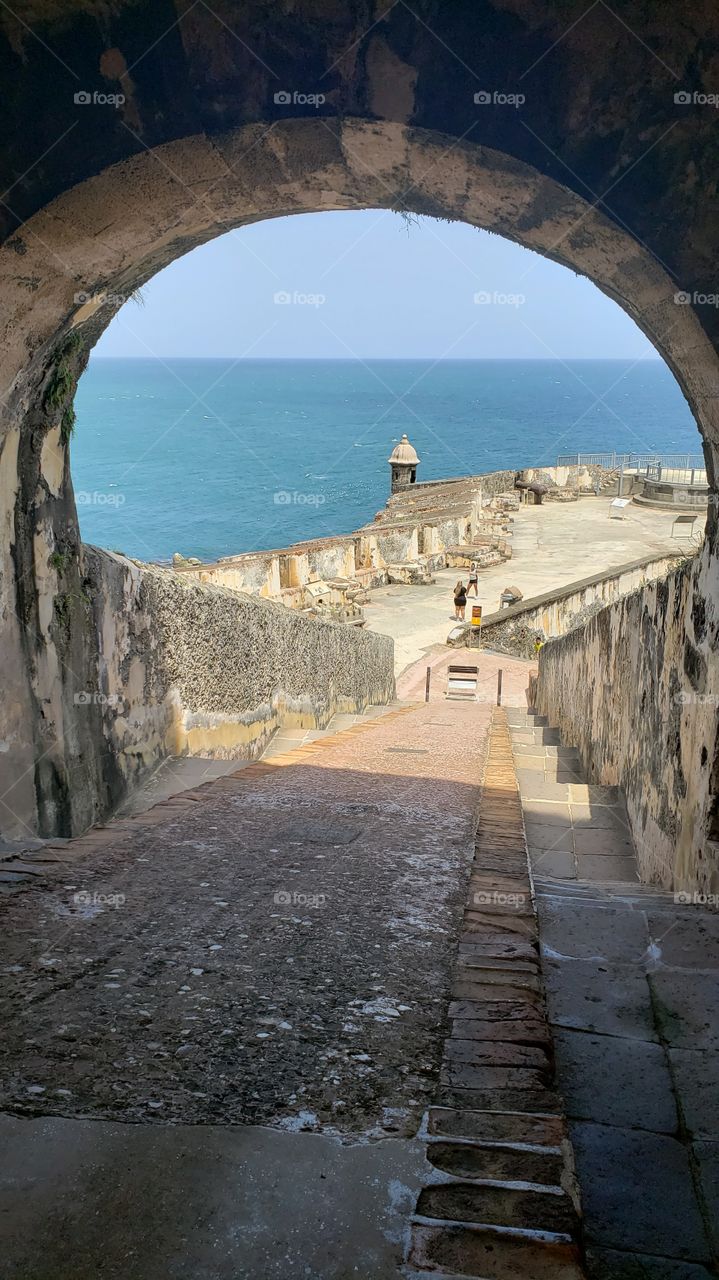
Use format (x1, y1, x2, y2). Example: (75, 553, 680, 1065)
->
(388, 434, 420, 465)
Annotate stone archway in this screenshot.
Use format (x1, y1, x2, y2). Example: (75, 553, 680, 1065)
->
(0, 119, 717, 872)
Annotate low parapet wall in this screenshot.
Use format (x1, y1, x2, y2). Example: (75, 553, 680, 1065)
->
(535, 551, 718, 893)
(450, 551, 685, 655)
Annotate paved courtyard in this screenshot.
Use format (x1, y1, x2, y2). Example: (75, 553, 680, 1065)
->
(364, 495, 692, 673)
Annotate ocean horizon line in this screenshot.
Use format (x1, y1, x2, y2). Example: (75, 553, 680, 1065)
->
(89, 353, 663, 362)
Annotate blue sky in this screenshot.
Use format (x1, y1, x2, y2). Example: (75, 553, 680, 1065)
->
(96, 210, 658, 360)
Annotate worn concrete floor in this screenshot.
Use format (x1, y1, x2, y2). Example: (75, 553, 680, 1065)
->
(364, 495, 690, 673)
(507, 707, 719, 1278)
(0, 1114, 429, 1280)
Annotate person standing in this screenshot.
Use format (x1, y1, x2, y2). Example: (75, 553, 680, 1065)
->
(468, 561, 478, 596)
(453, 580, 467, 621)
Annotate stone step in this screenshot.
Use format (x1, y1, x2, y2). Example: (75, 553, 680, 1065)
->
(425, 1138, 566, 1187)
(426, 1108, 565, 1148)
(408, 1223, 584, 1279)
(534, 876, 676, 905)
(408, 707, 585, 1279)
(417, 1179, 575, 1234)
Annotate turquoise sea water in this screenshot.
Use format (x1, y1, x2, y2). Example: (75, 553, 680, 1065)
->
(72, 358, 700, 563)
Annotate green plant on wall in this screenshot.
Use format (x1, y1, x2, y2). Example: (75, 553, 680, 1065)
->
(43, 333, 84, 445)
(49, 550, 67, 572)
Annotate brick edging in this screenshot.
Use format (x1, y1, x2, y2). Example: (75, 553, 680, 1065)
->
(407, 707, 586, 1279)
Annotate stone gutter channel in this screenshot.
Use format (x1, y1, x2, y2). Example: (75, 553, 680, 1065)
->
(407, 707, 586, 1280)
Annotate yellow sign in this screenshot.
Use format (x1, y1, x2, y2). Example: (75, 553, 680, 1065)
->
(471, 605, 483, 626)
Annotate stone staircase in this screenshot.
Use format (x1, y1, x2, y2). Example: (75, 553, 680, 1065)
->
(407, 708, 586, 1280)
(506, 707, 718, 1278)
(506, 708, 639, 886)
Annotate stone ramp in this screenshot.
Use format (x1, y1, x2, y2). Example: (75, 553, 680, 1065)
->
(0, 702, 412, 887)
(114, 701, 412, 817)
(507, 708, 718, 1278)
(259, 699, 412, 758)
(0, 699, 493, 1279)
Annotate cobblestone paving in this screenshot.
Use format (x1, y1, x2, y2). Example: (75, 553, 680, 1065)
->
(0, 704, 490, 1137)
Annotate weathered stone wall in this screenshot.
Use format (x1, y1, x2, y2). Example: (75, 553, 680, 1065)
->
(477, 472, 519, 503)
(535, 551, 719, 894)
(477, 552, 685, 654)
(519, 465, 613, 492)
(2, 544, 394, 839)
(186, 476, 491, 608)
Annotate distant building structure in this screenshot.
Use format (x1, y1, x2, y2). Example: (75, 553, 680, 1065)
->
(388, 434, 420, 493)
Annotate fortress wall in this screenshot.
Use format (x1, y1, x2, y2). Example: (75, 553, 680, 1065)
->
(476, 471, 518, 504)
(174, 469, 520, 607)
(535, 552, 718, 893)
(71, 545, 394, 825)
(197, 553, 280, 599)
(374, 526, 419, 564)
(305, 542, 355, 581)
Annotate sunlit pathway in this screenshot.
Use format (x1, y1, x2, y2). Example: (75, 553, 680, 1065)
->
(0, 700, 491, 1278)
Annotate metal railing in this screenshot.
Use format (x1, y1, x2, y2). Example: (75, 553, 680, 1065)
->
(556, 451, 706, 476)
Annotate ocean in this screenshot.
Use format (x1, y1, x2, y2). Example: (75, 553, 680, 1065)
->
(72, 358, 701, 563)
